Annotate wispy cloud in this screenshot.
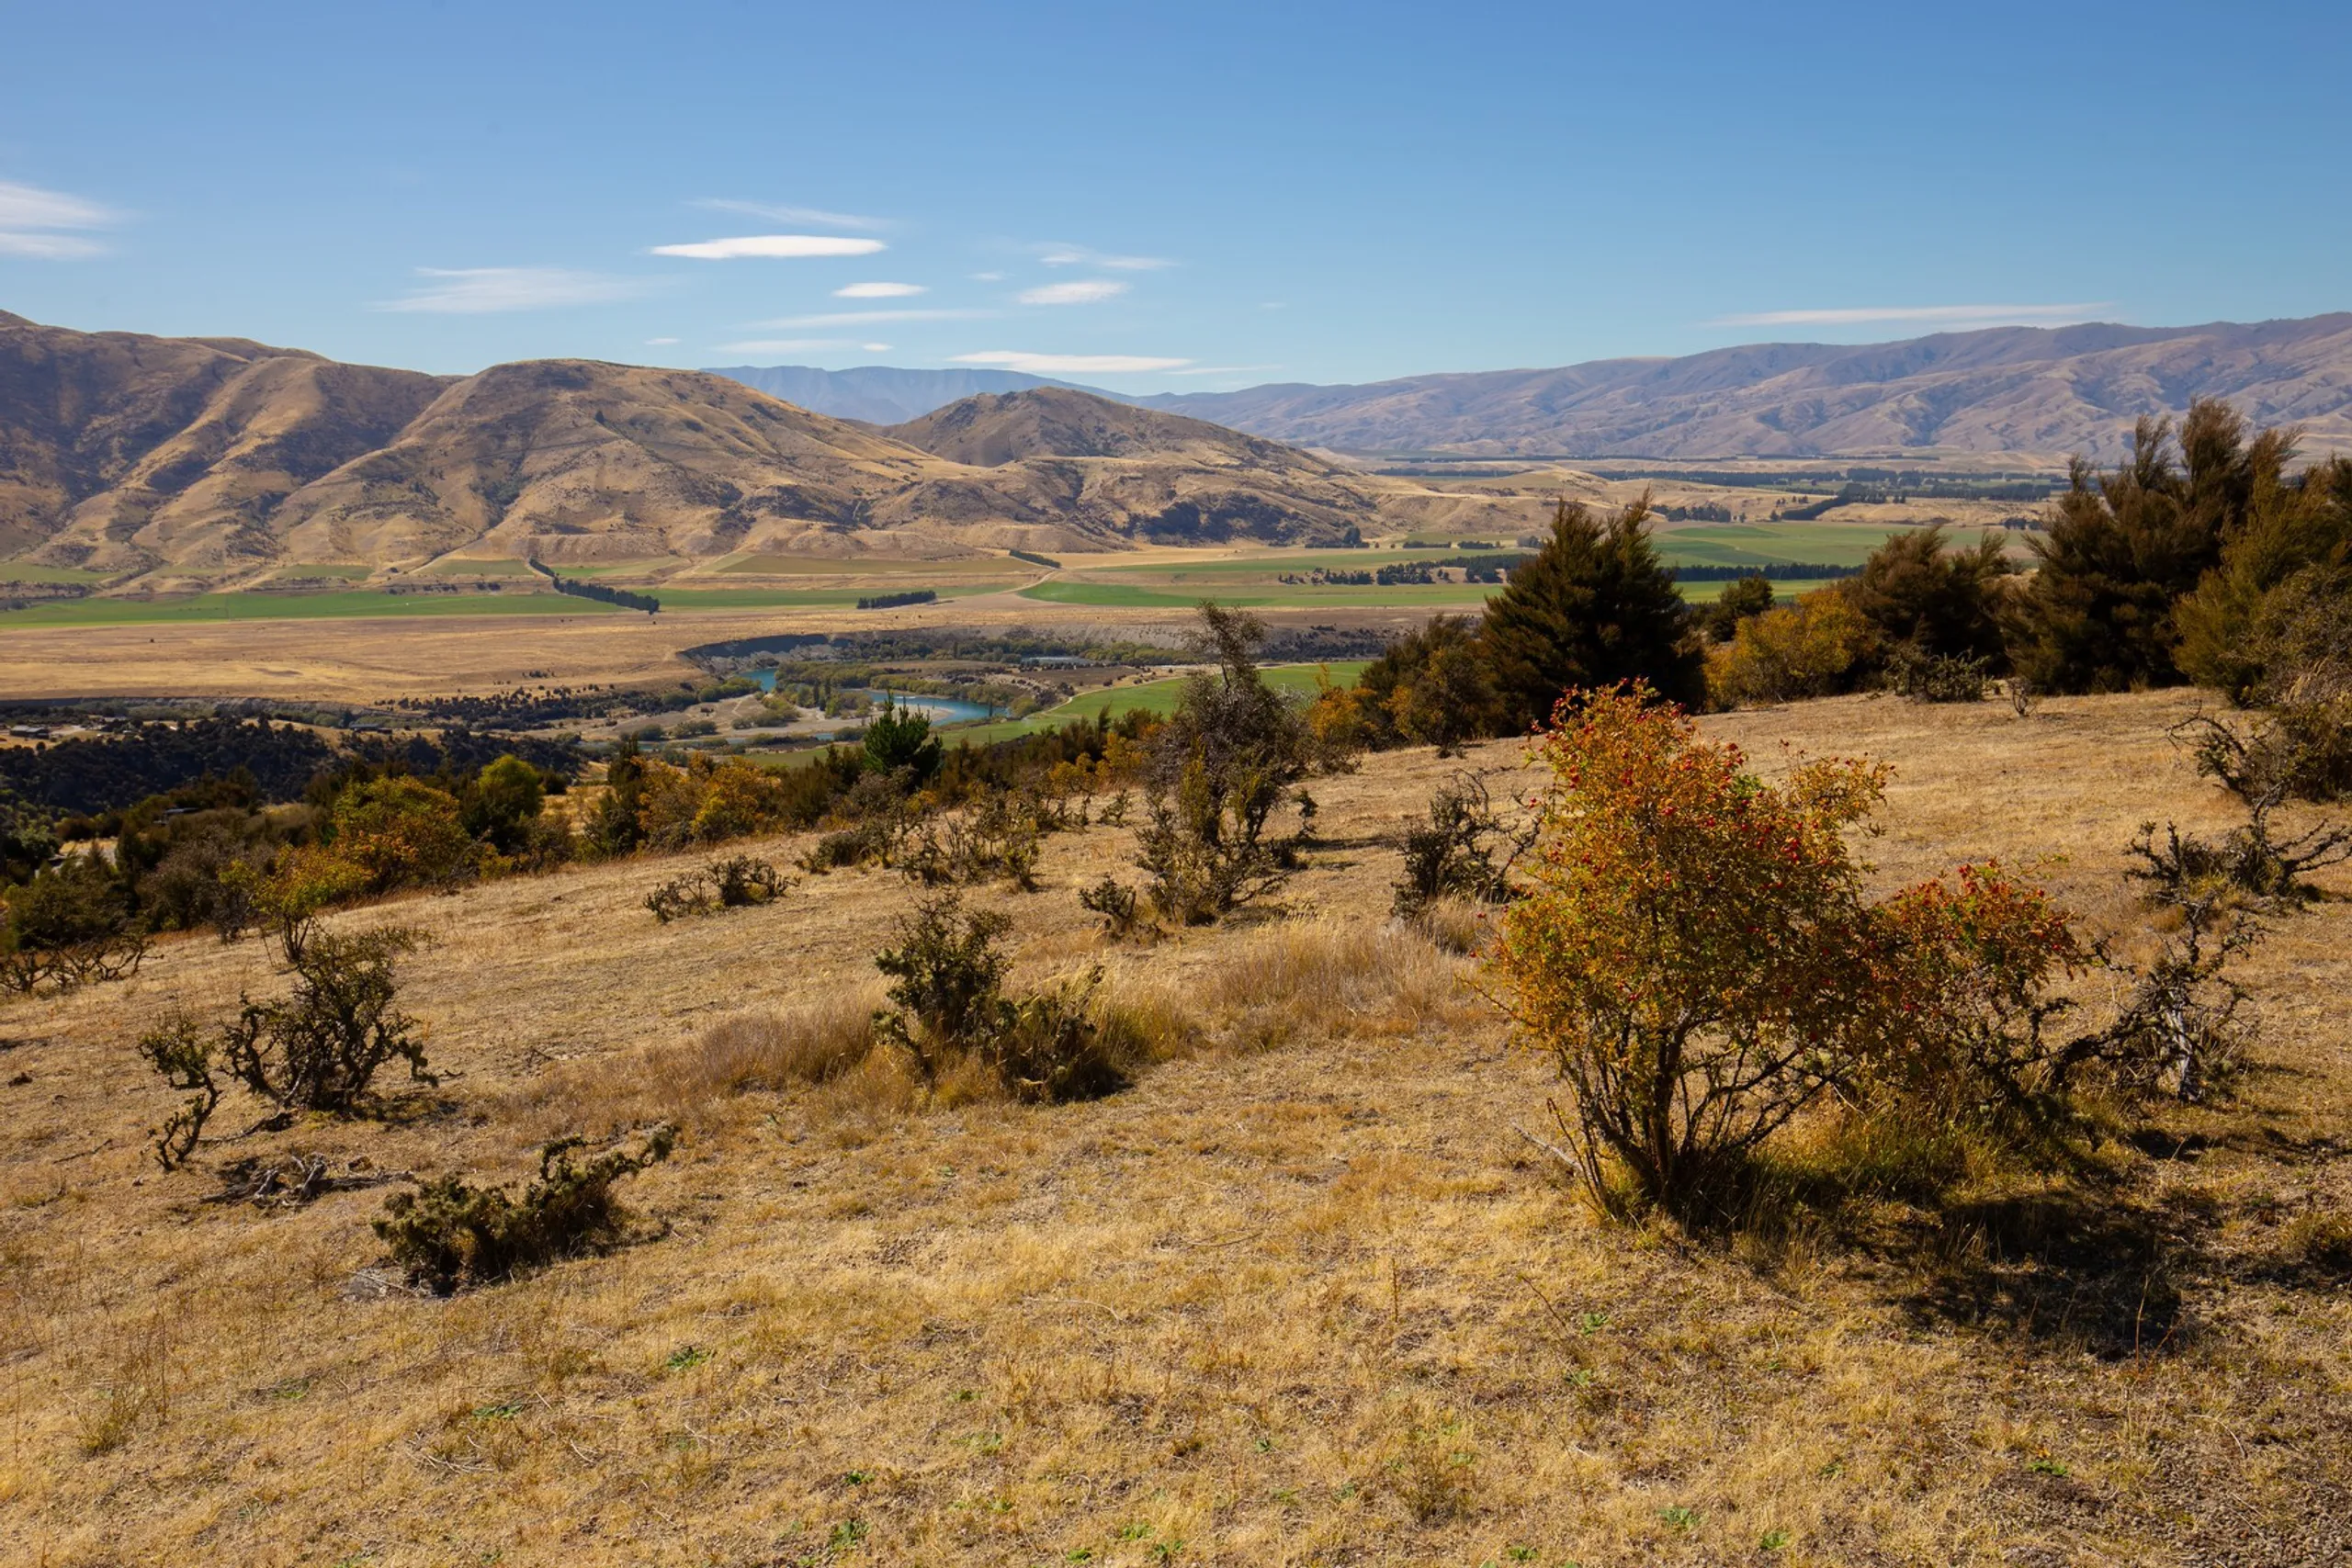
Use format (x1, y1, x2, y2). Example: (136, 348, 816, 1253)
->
(694, 199, 889, 231)
(645, 336, 680, 345)
(971, 270, 1007, 282)
(1036, 243, 1173, 271)
(1168, 363, 1283, 377)
(652, 234, 885, 260)
(753, 308, 991, 327)
(1711, 302, 2116, 328)
(954, 350, 1191, 374)
(374, 267, 646, 313)
(834, 281, 926, 299)
(1018, 278, 1128, 306)
(860, 343, 892, 353)
(0, 178, 118, 259)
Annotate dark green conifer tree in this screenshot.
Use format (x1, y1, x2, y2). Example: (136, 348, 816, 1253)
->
(1480, 494, 1702, 728)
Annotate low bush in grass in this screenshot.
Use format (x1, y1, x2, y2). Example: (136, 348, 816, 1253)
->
(374, 1125, 675, 1293)
(646, 854, 792, 921)
(0, 851, 147, 995)
(872, 893, 1131, 1102)
(136, 925, 433, 1167)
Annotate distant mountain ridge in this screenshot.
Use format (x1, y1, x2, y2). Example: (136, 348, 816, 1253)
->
(1133, 314, 2352, 463)
(708, 365, 1125, 425)
(0, 315, 1442, 589)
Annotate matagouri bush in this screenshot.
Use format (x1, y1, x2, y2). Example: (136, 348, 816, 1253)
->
(646, 855, 793, 922)
(135, 925, 432, 1168)
(373, 1125, 676, 1293)
(1134, 604, 1323, 924)
(871, 893, 1130, 1102)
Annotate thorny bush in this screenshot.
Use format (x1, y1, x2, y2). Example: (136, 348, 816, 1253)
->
(135, 926, 433, 1168)
(1392, 772, 1532, 919)
(646, 855, 792, 921)
(872, 893, 1129, 1102)
(1136, 603, 1320, 924)
(374, 1125, 676, 1293)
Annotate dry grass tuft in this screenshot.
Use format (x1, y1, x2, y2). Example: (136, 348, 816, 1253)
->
(1189, 916, 1478, 1053)
(498, 988, 880, 1138)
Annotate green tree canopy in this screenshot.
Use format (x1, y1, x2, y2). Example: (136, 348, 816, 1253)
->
(1844, 523, 2015, 666)
(1480, 494, 1702, 728)
(2011, 400, 2262, 693)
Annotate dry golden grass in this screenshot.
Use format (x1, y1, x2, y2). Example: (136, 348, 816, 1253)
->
(3, 690, 2349, 1565)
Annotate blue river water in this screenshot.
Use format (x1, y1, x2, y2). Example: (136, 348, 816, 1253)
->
(743, 671, 998, 725)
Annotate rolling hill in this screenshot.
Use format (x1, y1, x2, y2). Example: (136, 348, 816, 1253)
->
(0, 317, 1430, 589)
(1137, 314, 2352, 462)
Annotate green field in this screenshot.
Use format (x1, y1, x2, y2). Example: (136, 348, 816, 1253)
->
(939, 661, 1369, 748)
(650, 585, 1000, 610)
(0, 581, 1007, 627)
(1020, 581, 1498, 609)
(417, 557, 541, 577)
(1086, 546, 1518, 582)
(264, 564, 373, 582)
(1652, 521, 2008, 570)
(1677, 576, 1856, 604)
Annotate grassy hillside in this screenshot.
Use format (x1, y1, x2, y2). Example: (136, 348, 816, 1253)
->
(5, 690, 2347, 1564)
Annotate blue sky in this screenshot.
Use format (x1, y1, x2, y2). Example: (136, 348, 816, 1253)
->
(3, 0, 2346, 390)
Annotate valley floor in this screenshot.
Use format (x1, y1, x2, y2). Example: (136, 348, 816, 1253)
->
(3, 692, 2348, 1565)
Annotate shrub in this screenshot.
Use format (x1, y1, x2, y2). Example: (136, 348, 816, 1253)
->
(872, 894, 1013, 1084)
(2008, 401, 2256, 694)
(989, 970, 1131, 1103)
(1490, 688, 1894, 1212)
(374, 1126, 675, 1293)
(1079, 875, 1145, 940)
(1353, 615, 1502, 753)
(220, 843, 370, 961)
(899, 790, 1047, 890)
(460, 754, 546, 853)
(1393, 773, 1528, 918)
(1844, 523, 2014, 667)
(220, 928, 433, 1113)
(329, 776, 478, 892)
(646, 855, 792, 921)
(1135, 604, 1317, 923)
(1706, 589, 1869, 706)
(1886, 648, 1992, 703)
(2180, 691, 2352, 807)
(2174, 445, 2352, 703)
(1698, 572, 1775, 643)
(136, 1011, 223, 1168)
(134, 926, 433, 1168)
(0, 852, 147, 995)
(1489, 686, 2087, 1215)
(864, 695, 943, 783)
(871, 894, 1131, 1102)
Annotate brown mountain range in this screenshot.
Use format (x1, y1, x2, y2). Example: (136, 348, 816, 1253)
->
(0, 315, 1450, 589)
(1139, 314, 2352, 463)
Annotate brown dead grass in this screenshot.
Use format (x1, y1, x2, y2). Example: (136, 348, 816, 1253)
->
(2, 689, 2349, 1565)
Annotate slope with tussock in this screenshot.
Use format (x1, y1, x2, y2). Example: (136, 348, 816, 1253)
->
(3, 691, 2349, 1565)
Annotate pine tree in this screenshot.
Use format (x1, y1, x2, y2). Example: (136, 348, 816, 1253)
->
(2011, 400, 2251, 694)
(1480, 494, 1702, 729)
